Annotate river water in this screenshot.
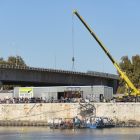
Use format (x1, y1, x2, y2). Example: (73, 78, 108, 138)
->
(0, 127, 139, 140)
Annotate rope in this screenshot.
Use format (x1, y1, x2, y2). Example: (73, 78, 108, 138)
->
(69, 14, 76, 86)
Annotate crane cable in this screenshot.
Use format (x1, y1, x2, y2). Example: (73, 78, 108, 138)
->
(72, 13, 75, 71)
(69, 13, 76, 86)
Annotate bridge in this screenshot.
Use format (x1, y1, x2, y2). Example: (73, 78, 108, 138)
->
(0, 65, 119, 93)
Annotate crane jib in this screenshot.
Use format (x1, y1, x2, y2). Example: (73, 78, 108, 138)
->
(73, 10, 115, 64)
(73, 10, 140, 95)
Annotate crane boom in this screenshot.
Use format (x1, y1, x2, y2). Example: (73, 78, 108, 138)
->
(73, 10, 140, 96)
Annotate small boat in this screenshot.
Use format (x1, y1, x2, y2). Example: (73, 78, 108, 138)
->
(49, 117, 115, 129)
(86, 117, 115, 129)
(49, 118, 74, 129)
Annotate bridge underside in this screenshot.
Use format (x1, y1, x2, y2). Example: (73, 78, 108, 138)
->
(0, 66, 119, 93)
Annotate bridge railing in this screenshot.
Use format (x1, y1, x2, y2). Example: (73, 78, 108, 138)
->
(0, 64, 118, 80)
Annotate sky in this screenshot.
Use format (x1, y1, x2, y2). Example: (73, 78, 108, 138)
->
(0, 0, 140, 75)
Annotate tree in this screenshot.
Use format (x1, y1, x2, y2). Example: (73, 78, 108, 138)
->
(132, 55, 140, 88)
(117, 55, 140, 93)
(7, 56, 26, 66)
(0, 57, 7, 65)
(0, 55, 27, 66)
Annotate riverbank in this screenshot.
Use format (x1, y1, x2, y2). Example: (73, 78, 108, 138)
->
(0, 103, 140, 127)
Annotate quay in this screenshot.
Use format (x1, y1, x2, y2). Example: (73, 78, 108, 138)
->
(0, 103, 139, 127)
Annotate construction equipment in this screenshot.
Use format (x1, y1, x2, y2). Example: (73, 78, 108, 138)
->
(73, 10, 140, 100)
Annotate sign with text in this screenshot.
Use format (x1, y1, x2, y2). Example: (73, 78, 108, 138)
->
(19, 87, 33, 98)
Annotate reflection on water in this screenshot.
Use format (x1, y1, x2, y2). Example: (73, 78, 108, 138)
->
(0, 127, 139, 140)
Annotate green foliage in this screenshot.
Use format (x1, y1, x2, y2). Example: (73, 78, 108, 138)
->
(118, 55, 140, 93)
(0, 55, 27, 66)
(0, 57, 6, 64)
(117, 86, 125, 94)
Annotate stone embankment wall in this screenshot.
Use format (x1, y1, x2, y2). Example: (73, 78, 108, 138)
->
(0, 103, 140, 124)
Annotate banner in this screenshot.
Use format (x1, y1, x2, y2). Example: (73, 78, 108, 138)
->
(19, 87, 33, 98)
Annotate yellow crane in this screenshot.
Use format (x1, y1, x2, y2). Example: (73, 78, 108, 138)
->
(73, 10, 140, 98)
